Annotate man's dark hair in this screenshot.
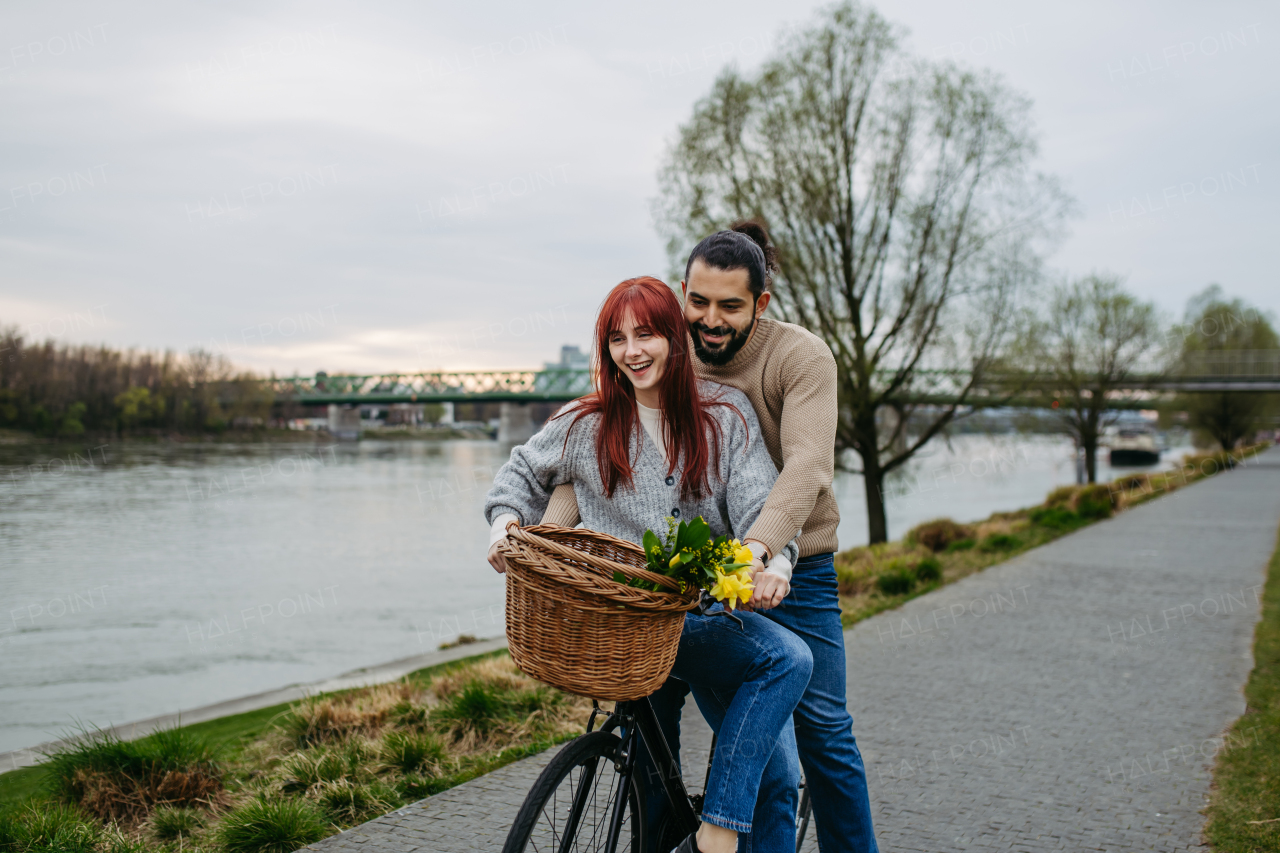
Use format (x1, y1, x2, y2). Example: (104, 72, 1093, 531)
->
(684, 219, 779, 297)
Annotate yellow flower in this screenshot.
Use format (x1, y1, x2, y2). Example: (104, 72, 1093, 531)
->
(669, 550, 687, 569)
(731, 541, 754, 566)
(710, 569, 754, 610)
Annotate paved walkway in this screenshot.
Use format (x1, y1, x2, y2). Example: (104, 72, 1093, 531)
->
(305, 449, 1280, 852)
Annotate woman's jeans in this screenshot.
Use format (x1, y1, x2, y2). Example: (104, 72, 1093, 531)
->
(635, 604, 812, 847)
(646, 554, 880, 852)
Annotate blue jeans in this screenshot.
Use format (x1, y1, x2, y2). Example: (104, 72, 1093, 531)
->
(647, 554, 879, 853)
(761, 553, 878, 853)
(636, 605, 812, 847)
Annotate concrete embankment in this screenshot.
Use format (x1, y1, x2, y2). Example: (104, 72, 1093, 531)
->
(0, 637, 508, 774)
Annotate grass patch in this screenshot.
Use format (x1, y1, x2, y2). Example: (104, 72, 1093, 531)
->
(218, 798, 327, 853)
(0, 650, 588, 850)
(1203, 520, 1280, 851)
(147, 805, 205, 842)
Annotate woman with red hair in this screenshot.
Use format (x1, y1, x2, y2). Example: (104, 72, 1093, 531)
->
(485, 277, 811, 853)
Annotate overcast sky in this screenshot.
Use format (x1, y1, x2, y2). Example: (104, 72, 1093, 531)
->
(1, 1, 1275, 375)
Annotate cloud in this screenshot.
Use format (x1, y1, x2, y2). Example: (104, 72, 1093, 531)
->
(1, 0, 1275, 376)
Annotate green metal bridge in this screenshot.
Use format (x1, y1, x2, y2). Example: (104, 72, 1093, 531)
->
(271, 351, 1280, 407)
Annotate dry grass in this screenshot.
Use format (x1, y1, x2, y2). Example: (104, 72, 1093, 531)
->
(280, 682, 417, 747)
(70, 766, 225, 824)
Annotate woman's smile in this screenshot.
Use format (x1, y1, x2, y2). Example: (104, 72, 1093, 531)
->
(608, 308, 670, 407)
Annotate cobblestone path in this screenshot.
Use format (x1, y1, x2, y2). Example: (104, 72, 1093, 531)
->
(304, 450, 1280, 852)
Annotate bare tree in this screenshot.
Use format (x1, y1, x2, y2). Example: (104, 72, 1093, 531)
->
(654, 1, 1069, 543)
(1030, 274, 1161, 482)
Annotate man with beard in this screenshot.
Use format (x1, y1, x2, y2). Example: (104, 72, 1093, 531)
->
(540, 222, 878, 852)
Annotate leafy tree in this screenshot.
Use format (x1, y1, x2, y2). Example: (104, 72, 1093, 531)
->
(1175, 285, 1279, 449)
(57, 402, 87, 437)
(1029, 274, 1162, 483)
(0, 325, 269, 437)
(114, 386, 164, 434)
(653, 1, 1069, 543)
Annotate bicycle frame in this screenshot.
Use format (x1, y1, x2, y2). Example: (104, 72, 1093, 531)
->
(587, 697, 700, 849)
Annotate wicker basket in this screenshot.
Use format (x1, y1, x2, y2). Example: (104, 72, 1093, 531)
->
(497, 523, 699, 701)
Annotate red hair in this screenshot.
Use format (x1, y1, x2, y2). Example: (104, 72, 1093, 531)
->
(561, 276, 734, 500)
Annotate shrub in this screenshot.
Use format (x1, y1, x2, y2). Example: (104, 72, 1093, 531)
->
(914, 556, 942, 583)
(1113, 474, 1153, 493)
(1028, 506, 1081, 530)
(1044, 485, 1079, 508)
(906, 518, 974, 552)
(381, 732, 448, 774)
(218, 799, 327, 853)
(318, 779, 401, 825)
(978, 533, 1021, 552)
(149, 805, 205, 841)
(1072, 484, 1115, 520)
(875, 566, 915, 596)
(944, 538, 975, 553)
(43, 727, 222, 822)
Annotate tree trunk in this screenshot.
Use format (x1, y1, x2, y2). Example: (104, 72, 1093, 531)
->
(863, 458, 888, 544)
(1084, 440, 1098, 484)
(854, 404, 889, 544)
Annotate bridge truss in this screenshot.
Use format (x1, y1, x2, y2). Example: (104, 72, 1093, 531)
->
(271, 352, 1280, 407)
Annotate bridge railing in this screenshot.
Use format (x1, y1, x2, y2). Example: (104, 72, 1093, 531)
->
(272, 352, 1280, 404)
(272, 368, 594, 402)
(1176, 350, 1280, 377)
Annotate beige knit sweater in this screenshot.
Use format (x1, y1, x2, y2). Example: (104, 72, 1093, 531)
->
(541, 317, 840, 559)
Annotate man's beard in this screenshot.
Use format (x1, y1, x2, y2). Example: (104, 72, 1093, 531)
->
(691, 315, 756, 366)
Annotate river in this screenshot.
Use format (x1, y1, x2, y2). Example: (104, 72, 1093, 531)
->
(0, 433, 1191, 755)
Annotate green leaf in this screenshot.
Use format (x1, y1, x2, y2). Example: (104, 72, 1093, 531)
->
(612, 570, 626, 584)
(643, 529, 662, 557)
(674, 520, 689, 551)
(684, 517, 711, 551)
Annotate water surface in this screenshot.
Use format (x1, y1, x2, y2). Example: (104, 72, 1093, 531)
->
(0, 434, 1189, 754)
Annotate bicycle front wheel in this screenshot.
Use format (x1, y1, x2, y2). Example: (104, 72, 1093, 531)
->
(502, 730, 645, 853)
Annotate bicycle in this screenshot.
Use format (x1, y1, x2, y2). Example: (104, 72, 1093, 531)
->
(501, 694, 814, 853)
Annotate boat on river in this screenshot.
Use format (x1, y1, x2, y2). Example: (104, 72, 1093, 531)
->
(1108, 426, 1161, 466)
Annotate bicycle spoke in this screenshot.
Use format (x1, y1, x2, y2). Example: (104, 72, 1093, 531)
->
(532, 757, 633, 851)
(507, 732, 641, 853)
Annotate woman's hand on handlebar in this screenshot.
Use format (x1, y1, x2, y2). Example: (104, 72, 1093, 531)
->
(487, 541, 508, 573)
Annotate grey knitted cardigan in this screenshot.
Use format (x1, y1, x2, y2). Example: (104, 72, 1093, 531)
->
(484, 381, 798, 566)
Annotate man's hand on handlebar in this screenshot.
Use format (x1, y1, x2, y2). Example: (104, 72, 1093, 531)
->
(746, 562, 789, 610)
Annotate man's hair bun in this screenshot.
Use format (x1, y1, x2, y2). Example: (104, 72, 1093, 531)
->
(730, 219, 779, 280)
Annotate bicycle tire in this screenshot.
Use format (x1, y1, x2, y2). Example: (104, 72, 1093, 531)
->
(503, 730, 645, 853)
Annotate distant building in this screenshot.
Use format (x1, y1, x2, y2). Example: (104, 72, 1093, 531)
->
(545, 344, 589, 371)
